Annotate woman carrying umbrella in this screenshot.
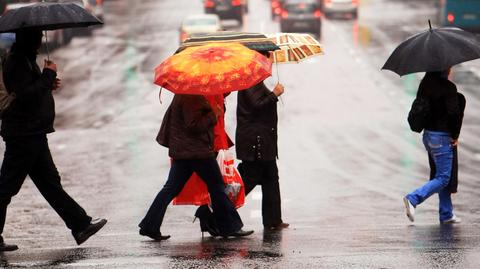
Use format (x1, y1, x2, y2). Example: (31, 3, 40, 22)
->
(382, 21, 478, 224)
(403, 69, 465, 224)
(139, 43, 272, 239)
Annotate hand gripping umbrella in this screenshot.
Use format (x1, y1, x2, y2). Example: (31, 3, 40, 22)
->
(0, 1, 103, 59)
(382, 20, 480, 76)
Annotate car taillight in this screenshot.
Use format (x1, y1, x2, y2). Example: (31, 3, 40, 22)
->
(274, 7, 282, 15)
(352, 0, 358, 5)
(180, 31, 189, 42)
(271, 1, 279, 8)
(447, 13, 455, 23)
(232, 0, 242, 6)
(281, 10, 288, 19)
(314, 10, 321, 18)
(205, 0, 215, 8)
(96, 0, 103, 5)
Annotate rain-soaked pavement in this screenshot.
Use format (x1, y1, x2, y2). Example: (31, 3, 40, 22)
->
(1, 0, 480, 268)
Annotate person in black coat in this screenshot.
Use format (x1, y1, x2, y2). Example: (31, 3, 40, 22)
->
(0, 29, 106, 251)
(139, 94, 253, 240)
(236, 80, 289, 230)
(403, 69, 465, 224)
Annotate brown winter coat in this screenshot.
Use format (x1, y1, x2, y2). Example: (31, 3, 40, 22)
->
(156, 94, 217, 160)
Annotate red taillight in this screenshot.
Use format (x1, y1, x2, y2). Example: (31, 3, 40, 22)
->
(180, 31, 189, 42)
(447, 13, 455, 23)
(96, 0, 103, 5)
(271, 1, 279, 8)
(281, 10, 288, 19)
(274, 7, 282, 15)
(314, 10, 321, 18)
(352, 0, 358, 5)
(205, 0, 215, 8)
(232, 0, 242, 6)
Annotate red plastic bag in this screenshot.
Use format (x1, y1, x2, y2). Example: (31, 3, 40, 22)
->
(173, 150, 245, 208)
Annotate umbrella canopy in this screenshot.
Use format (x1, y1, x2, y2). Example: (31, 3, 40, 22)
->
(382, 24, 480, 76)
(267, 33, 324, 64)
(177, 31, 280, 53)
(155, 43, 272, 95)
(0, 2, 103, 33)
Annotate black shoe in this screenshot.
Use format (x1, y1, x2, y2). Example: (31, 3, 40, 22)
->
(73, 218, 107, 245)
(139, 229, 170, 241)
(264, 222, 290, 231)
(227, 229, 254, 238)
(0, 241, 18, 252)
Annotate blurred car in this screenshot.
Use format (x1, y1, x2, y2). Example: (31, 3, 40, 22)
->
(322, 0, 358, 19)
(439, 0, 480, 32)
(179, 14, 222, 43)
(82, 0, 104, 22)
(280, 0, 322, 36)
(204, 0, 245, 25)
(270, 0, 285, 19)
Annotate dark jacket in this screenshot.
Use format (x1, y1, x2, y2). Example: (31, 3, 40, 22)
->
(156, 94, 217, 160)
(1, 44, 57, 138)
(236, 82, 278, 161)
(418, 72, 465, 139)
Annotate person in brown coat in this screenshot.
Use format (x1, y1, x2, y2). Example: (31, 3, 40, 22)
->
(139, 94, 253, 240)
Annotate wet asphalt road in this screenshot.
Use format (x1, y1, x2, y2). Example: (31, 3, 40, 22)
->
(1, 0, 480, 268)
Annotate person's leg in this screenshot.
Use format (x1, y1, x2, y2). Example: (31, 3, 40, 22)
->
(406, 133, 453, 207)
(438, 188, 453, 222)
(261, 161, 283, 227)
(237, 161, 260, 196)
(28, 137, 91, 233)
(0, 137, 35, 250)
(139, 159, 193, 233)
(194, 158, 243, 236)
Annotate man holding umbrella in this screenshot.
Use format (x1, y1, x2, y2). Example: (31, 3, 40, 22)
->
(0, 2, 106, 251)
(0, 28, 107, 251)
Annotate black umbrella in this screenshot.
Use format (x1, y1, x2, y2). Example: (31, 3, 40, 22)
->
(176, 31, 280, 54)
(0, 2, 103, 33)
(0, 2, 103, 59)
(382, 21, 480, 76)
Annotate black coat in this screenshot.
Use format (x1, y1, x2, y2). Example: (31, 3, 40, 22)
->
(1, 44, 57, 138)
(156, 94, 217, 160)
(418, 73, 464, 139)
(236, 82, 278, 161)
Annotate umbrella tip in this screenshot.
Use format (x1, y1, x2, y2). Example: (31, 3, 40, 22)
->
(428, 19, 432, 31)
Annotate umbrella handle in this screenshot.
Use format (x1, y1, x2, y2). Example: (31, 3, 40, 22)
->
(158, 87, 163, 104)
(274, 61, 284, 106)
(44, 31, 50, 61)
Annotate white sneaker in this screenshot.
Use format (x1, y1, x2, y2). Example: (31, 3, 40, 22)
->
(442, 215, 462, 224)
(403, 197, 415, 222)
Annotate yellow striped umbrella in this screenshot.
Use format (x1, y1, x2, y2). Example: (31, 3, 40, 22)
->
(154, 43, 272, 95)
(267, 33, 324, 64)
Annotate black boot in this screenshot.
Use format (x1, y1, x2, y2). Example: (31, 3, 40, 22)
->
(0, 236, 18, 252)
(194, 205, 220, 237)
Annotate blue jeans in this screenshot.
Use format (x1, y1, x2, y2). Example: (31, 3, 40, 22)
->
(406, 131, 454, 222)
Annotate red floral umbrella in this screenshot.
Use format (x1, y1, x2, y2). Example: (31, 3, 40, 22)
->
(154, 43, 272, 95)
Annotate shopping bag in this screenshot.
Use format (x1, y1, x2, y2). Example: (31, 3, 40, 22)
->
(173, 150, 245, 208)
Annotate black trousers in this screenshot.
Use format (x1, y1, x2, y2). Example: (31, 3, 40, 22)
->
(0, 135, 91, 235)
(238, 160, 283, 227)
(139, 158, 243, 236)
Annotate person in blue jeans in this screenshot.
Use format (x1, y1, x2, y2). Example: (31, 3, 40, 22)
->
(403, 70, 466, 224)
